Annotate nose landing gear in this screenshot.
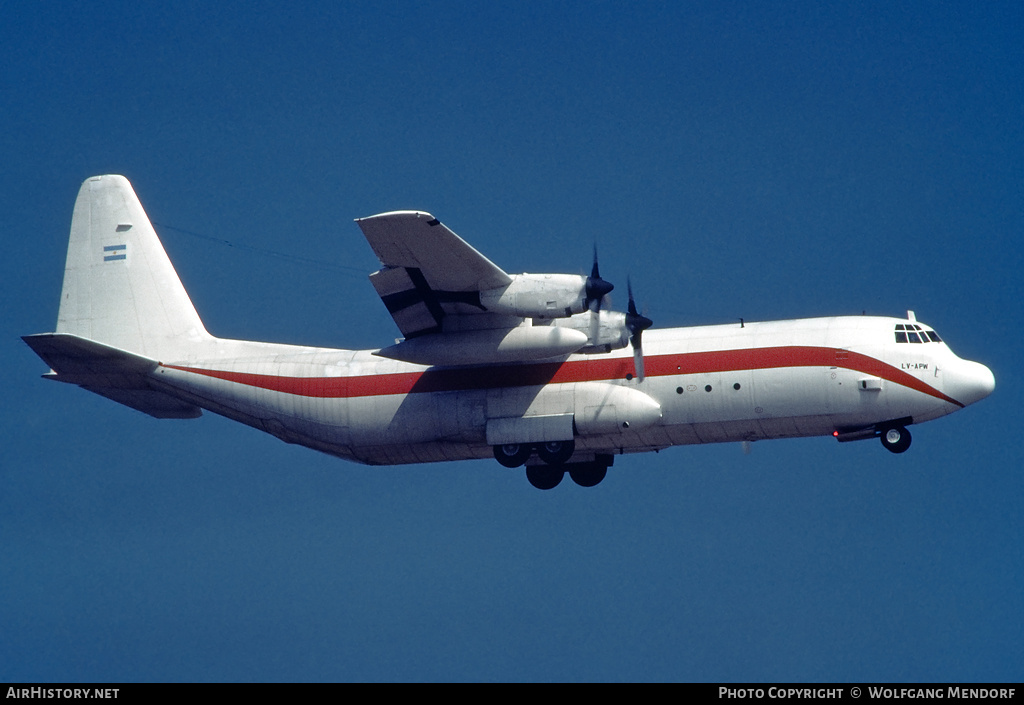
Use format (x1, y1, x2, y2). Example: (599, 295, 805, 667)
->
(880, 425, 912, 454)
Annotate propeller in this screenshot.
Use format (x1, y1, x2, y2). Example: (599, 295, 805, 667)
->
(626, 278, 653, 381)
(585, 246, 614, 343)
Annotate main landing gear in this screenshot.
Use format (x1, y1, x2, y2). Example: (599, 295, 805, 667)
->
(492, 441, 612, 489)
(493, 443, 532, 468)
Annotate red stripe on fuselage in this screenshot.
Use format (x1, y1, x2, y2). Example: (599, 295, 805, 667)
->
(161, 345, 964, 408)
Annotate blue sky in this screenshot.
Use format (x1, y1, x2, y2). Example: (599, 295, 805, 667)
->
(3, 1, 1021, 682)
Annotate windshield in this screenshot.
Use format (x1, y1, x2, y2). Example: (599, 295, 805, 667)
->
(894, 323, 942, 344)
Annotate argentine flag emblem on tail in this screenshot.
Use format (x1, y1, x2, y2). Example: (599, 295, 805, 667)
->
(103, 244, 126, 262)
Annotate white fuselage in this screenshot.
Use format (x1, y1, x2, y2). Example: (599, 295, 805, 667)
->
(25, 176, 996, 486)
(146, 314, 993, 466)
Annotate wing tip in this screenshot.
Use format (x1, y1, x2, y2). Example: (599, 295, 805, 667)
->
(356, 210, 436, 223)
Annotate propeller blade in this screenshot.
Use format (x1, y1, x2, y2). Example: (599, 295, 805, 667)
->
(633, 342, 646, 382)
(625, 279, 653, 381)
(585, 246, 614, 311)
(625, 280, 653, 333)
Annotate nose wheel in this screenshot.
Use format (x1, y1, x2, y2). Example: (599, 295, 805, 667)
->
(880, 425, 912, 454)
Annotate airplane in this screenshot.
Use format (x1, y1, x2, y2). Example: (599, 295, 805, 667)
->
(24, 175, 995, 489)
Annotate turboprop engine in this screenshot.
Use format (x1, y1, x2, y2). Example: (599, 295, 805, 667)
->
(549, 280, 653, 380)
(480, 274, 591, 318)
(480, 246, 614, 319)
(551, 311, 631, 353)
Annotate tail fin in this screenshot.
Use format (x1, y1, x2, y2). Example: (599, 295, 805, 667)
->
(55, 175, 211, 359)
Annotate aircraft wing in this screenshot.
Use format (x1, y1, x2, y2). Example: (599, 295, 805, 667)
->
(356, 211, 514, 338)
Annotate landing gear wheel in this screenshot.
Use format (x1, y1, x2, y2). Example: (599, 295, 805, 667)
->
(493, 444, 532, 468)
(569, 463, 607, 487)
(880, 425, 912, 454)
(536, 439, 575, 465)
(526, 465, 564, 490)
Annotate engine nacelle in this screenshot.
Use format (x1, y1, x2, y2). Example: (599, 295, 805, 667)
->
(480, 274, 589, 319)
(551, 311, 631, 353)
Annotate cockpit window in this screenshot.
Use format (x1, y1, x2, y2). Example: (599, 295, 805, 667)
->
(894, 324, 942, 343)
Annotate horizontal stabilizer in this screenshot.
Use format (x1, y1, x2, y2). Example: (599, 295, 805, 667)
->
(23, 333, 201, 419)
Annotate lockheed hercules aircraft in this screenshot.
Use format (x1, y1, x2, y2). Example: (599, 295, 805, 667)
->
(24, 176, 995, 489)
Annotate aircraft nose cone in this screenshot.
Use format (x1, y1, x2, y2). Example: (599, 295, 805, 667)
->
(947, 360, 995, 407)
